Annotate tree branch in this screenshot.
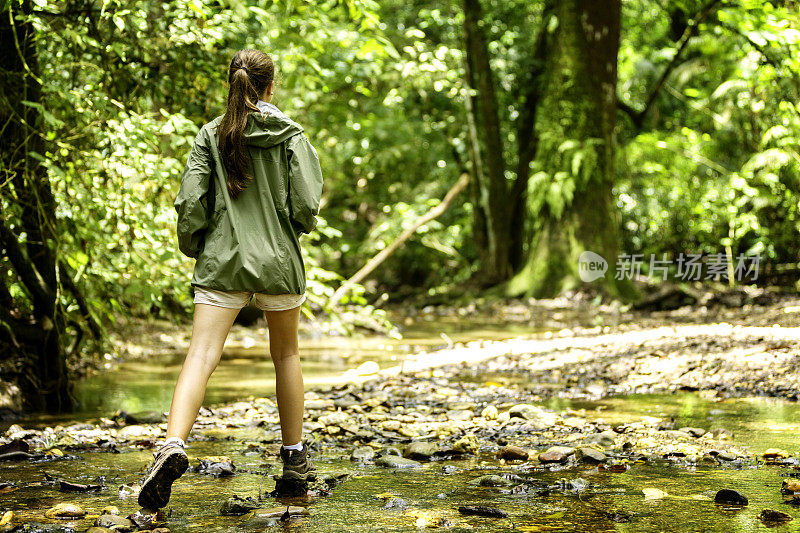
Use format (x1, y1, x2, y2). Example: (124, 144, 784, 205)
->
(619, 0, 723, 128)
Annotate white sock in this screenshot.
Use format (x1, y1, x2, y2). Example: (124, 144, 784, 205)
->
(282, 441, 303, 451)
(164, 437, 186, 448)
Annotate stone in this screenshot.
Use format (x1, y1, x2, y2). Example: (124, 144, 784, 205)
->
(305, 399, 334, 410)
(220, 495, 260, 516)
(481, 405, 498, 420)
(538, 446, 575, 464)
(44, 503, 86, 519)
(678, 427, 706, 438)
(86, 528, 112, 533)
(116, 425, 156, 441)
(496, 445, 528, 462)
(446, 409, 474, 421)
(584, 430, 616, 448)
(378, 446, 402, 457)
(759, 509, 792, 524)
(241, 506, 307, 527)
(374, 455, 422, 469)
(576, 447, 606, 464)
(350, 446, 375, 462)
(95, 514, 134, 531)
(714, 489, 748, 506)
(453, 435, 479, 454)
(404, 441, 438, 461)
(458, 506, 509, 518)
(762, 448, 791, 462)
(468, 474, 512, 487)
(709, 428, 734, 439)
(193, 456, 235, 477)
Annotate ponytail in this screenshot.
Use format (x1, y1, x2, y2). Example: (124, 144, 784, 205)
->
(217, 49, 275, 199)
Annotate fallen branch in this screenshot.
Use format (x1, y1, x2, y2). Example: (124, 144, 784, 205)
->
(331, 173, 470, 304)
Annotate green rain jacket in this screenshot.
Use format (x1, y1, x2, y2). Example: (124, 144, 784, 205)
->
(174, 106, 323, 294)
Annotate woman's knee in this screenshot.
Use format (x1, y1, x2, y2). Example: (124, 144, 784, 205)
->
(270, 348, 299, 364)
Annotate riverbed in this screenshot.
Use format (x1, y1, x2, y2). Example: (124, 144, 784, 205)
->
(3, 308, 800, 532)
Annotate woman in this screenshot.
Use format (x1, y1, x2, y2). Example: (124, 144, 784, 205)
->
(137, 49, 324, 510)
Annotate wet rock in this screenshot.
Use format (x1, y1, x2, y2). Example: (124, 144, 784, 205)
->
(95, 514, 135, 531)
(446, 409, 474, 422)
(458, 505, 508, 518)
(220, 495, 260, 516)
(481, 405, 498, 420)
(318, 411, 349, 427)
(762, 449, 791, 463)
(709, 428, 734, 439)
(117, 483, 140, 498)
(496, 445, 528, 462)
(374, 455, 422, 469)
(115, 410, 163, 425)
(17, 524, 76, 532)
(59, 479, 103, 492)
(576, 447, 606, 464)
(662, 430, 691, 439)
(305, 399, 334, 410)
(350, 446, 375, 462)
(192, 456, 235, 477)
(780, 479, 800, 502)
(538, 446, 575, 464)
(404, 442, 438, 461)
(377, 446, 402, 458)
(759, 509, 792, 525)
(709, 450, 737, 462)
(678, 427, 706, 438)
(714, 489, 748, 506)
(508, 404, 554, 423)
(469, 475, 512, 487)
(44, 503, 86, 519)
(126, 509, 165, 529)
(585, 430, 616, 448)
(116, 424, 156, 441)
(241, 506, 307, 527)
(100, 506, 120, 515)
(453, 435, 479, 454)
(382, 497, 408, 509)
(85, 528, 112, 533)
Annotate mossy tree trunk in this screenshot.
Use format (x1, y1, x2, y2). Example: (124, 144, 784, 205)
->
(507, 0, 634, 299)
(463, 0, 513, 285)
(0, 0, 75, 411)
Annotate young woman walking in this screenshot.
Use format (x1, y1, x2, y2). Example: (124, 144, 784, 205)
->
(137, 49, 324, 510)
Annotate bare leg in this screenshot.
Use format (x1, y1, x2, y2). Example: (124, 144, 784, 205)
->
(165, 303, 240, 441)
(264, 306, 304, 445)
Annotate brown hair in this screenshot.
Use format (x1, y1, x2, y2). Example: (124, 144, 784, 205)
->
(218, 49, 275, 199)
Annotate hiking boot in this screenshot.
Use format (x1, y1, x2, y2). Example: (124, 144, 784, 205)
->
(138, 442, 189, 509)
(279, 443, 316, 481)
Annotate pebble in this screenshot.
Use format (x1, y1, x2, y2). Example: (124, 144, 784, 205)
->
(714, 489, 748, 506)
(350, 446, 375, 462)
(576, 447, 606, 464)
(374, 455, 422, 469)
(220, 495, 260, 516)
(480, 405, 498, 420)
(469, 474, 512, 487)
(95, 514, 134, 531)
(44, 503, 86, 519)
(496, 445, 528, 462)
(758, 509, 792, 524)
(678, 427, 706, 438)
(404, 441, 438, 461)
(538, 446, 575, 464)
(452, 435, 478, 454)
(584, 430, 616, 448)
(241, 506, 307, 528)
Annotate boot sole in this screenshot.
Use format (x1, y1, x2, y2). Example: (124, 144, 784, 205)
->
(279, 470, 317, 482)
(138, 451, 189, 509)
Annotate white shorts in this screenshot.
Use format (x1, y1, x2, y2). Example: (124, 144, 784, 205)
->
(193, 286, 306, 312)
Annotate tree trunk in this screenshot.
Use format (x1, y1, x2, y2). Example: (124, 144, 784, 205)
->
(507, 0, 635, 299)
(463, 0, 512, 285)
(0, 0, 74, 411)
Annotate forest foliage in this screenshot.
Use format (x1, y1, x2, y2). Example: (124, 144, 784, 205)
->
(1, 0, 799, 409)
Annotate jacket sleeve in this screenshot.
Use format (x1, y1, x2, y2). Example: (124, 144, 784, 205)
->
(286, 133, 324, 235)
(174, 128, 213, 258)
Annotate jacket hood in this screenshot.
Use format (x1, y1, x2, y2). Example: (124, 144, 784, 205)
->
(208, 109, 304, 149)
